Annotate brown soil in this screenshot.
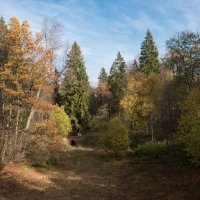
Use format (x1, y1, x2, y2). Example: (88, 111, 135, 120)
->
(0, 147, 200, 200)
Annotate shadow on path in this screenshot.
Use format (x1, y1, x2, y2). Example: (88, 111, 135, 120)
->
(0, 146, 200, 200)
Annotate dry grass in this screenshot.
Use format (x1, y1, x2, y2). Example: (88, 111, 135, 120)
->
(0, 146, 200, 200)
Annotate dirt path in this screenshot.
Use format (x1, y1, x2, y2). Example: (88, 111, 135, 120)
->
(0, 147, 200, 200)
(0, 147, 131, 200)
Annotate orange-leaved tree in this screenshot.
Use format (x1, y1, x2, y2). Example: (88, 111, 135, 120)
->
(0, 17, 57, 168)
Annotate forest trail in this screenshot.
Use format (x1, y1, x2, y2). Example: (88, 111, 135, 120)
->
(0, 146, 200, 200)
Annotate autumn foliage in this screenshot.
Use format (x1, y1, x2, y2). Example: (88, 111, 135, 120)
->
(0, 17, 71, 168)
(179, 88, 200, 165)
(99, 117, 129, 156)
(120, 73, 163, 139)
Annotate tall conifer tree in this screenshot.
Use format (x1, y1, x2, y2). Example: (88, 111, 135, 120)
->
(108, 52, 126, 113)
(139, 30, 159, 74)
(98, 67, 107, 83)
(60, 42, 90, 132)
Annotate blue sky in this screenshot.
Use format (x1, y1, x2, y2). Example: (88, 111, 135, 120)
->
(0, 0, 200, 83)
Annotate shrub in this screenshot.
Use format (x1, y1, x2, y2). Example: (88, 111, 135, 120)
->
(134, 140, 187, 163)
(134, 141, 169, 159)
(181, 131, 200, 166)
(27, 120, 58, 165)
(49, 106, 72, 137)
(28, 106, 72, 166)
(99, 117, 129, 155)
(179, 88, 200, 165)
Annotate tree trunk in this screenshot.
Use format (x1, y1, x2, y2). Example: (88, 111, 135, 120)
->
(15, 98, 20, 145)
(25, 85, 42, 130)
(6, 108, 12, 128)
(150, 114, 154, 142)
(0, 131, 8, 169)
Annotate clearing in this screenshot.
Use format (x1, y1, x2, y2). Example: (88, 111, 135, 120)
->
(0, 146, 200, 200)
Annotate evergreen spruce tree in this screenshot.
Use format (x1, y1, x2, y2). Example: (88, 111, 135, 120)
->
(139, 30, 159, 74)
(108, 52, 127, 113)
(60, 42, 90, 132)
(132, 59, 139, 70)
(98, 67, 107, 83)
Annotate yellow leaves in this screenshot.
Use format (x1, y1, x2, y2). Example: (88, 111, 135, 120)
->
(121, 72, 164, 133)
(36, 120, 57, 135)
(49, 106, 72, 136)
(178, 88, 200, 165)
(4, 88, 24, 97)
(22, 20, 30, 29)
(179, 88, 200, 134)
(9, 16, 19, 23)
(162, 68, 173, 81)
(0, 16, 55, 130)
(35, 33, 43, 42)
(0, 68, 11, 77)
(99, 117, 129, 155)
(121, 94, 136, 111)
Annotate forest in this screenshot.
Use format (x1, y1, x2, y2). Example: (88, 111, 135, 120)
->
(0, 16, 200, 200)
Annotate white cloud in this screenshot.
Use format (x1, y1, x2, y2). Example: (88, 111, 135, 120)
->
(118, 12, 164, 32)
(1, 0, 200, 83)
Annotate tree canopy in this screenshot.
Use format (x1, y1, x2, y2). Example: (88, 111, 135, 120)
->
(139, 30, 159, 74)
(60, 42, 90, 132)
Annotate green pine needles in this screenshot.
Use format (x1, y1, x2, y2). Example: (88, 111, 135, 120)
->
(139, 30, 159, 74)
(60, 42, 90, 133)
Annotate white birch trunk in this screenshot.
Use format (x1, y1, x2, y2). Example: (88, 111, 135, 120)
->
(25, 85, 42, 130)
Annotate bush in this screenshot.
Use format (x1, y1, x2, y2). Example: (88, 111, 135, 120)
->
(181, 131, 200, 166)
(134, 140, 187, 163)
(179, 88, 200, 165)
(134, 141, 169, 159)
(49, 106, 72, 137)
(27, 106, 72, 166)
(99, 117, 129, 156)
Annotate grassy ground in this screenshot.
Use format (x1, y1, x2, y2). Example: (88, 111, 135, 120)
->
(0, 146, 200, 200)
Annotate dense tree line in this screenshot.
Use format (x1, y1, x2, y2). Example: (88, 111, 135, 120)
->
(0, 17, 71, 168)
(0, 16, 200, 167)
(58, 42, 90, 133)
(90, 30, 200, 163)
